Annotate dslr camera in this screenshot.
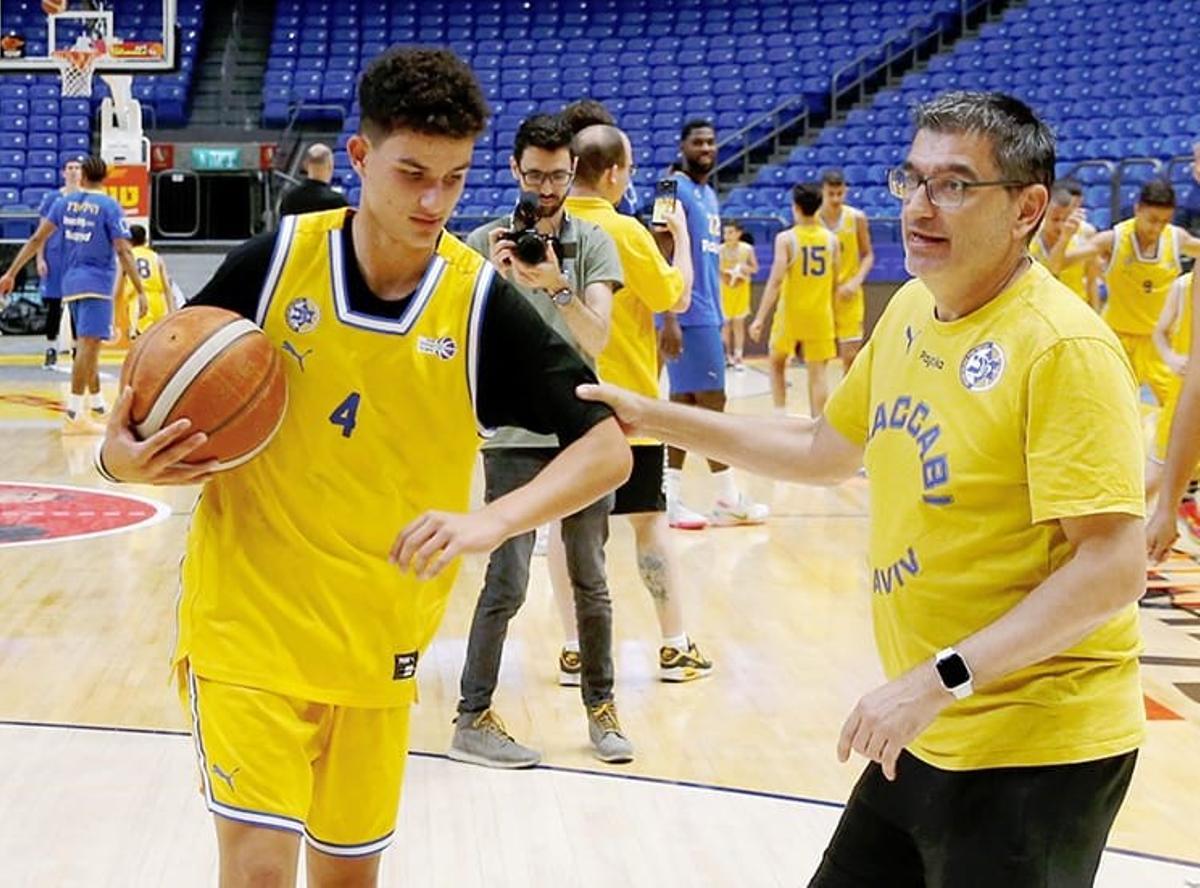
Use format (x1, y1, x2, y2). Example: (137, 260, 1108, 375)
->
(499, 190, 574, 266)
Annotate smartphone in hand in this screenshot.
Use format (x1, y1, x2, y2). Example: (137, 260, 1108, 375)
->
(650, 178, 677, 228)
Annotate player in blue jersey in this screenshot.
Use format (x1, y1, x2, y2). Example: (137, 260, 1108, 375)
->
(0, 156, 146, 434)
(35, 156, 83, 368)
(661, 120, 768, 529)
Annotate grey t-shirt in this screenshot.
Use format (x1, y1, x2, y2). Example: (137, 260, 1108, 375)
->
(466, 213, 624, 448)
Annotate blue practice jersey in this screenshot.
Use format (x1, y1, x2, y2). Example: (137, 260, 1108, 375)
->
(37, 189, 73, 299)
(47, 190, 130, 300)
(672, 171, 722, 327)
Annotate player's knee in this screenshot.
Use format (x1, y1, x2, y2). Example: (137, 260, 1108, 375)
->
(222, 850, 295, 888)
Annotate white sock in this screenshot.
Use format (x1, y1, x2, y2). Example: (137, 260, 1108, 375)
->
(563, 639, 580, 654)
(662, 633, 689, 651)
(88, 392, 106, 410)
(714, 468, 738, 504)
(66, 393, 83, 417)
(665, 467, 683, 504)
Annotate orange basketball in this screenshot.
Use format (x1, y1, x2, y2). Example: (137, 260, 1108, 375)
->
(119, 306, 288, 471)
(41, 0, 68, 15)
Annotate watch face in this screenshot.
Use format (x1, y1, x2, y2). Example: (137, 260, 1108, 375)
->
(936, 652, 971, 688)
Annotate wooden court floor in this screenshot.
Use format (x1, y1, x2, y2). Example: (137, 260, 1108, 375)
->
(0, 347, 1198, 886)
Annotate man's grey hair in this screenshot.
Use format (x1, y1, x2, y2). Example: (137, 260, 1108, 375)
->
(913, 91, 1055, 188)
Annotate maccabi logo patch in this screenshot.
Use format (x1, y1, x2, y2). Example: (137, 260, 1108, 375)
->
(959, 341, 1005, 392)
(284, 297, 320, 334)
(0, 483, 170, 548)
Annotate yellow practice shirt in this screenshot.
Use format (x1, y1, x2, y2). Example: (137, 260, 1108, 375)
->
(175, 208, 492, 707)
(824, 261, 1145, 770)
(565, 194, 683, 437)
(1103, 219, 1182, 335)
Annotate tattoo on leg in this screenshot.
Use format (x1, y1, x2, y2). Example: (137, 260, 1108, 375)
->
(638, 552, 669, 602)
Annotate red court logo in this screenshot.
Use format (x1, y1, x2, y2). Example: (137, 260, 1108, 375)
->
(0, 482, 170, 548)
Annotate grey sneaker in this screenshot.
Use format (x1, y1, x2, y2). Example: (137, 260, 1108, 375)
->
(448, 709, 541, 769)
(587, 701, 634, 764)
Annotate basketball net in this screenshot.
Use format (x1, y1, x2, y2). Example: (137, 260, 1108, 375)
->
(52, 38, 105, 97)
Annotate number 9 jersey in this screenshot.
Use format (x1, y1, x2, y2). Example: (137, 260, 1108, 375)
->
(174, 208, 494, 708)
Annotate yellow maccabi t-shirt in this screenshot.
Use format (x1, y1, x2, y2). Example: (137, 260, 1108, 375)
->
(565, 194, 682, 444)
(1030, 229, 1089, 302)
(174, 209, 491, 708)
(1103, 219, 1183, 335)
(824, 261, 1145, 770)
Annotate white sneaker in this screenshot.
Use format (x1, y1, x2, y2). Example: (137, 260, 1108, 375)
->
(711, 492, 769, 526)
(667, 499, 708, 530)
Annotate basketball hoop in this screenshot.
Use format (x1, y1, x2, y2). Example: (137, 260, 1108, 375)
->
(52, 43, 104, 97)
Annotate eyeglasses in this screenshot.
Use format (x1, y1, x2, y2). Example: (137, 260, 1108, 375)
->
(518, 166, 574, 187)
(888, 167, 1034, 209)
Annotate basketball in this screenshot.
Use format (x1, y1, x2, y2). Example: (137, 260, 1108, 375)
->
(40, 0, 68, 15)
(118, 306, 288, 471)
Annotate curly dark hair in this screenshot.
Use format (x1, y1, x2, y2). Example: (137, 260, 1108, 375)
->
(358, 47, 489, 141)
(80, 155, 107, 184)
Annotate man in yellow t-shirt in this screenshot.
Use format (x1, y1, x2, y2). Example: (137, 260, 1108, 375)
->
(552, 122, 713, 683)
(581, 92, 1145, 888)
(750, 183, 840, 415)
(93, 49, 632, 884)
(1086, 179, 1200, 406)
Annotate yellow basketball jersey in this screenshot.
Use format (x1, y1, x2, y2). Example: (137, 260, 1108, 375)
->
(175, 208, 492, 707)
(1029, 230, 1088, 302)
(124, 245, 170, 333)
(1103, 219, 1182, 335)
(822, 205, 862, 289)
(781, 224, 837, 341)
(1169, 272, 1195, 357)
(719, 241, 752, 318)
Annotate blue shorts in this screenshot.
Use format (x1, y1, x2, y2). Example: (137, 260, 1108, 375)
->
(68, 297, 113, 340)
(666, 324, 726, 395)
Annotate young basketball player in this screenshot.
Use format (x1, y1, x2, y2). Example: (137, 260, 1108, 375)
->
(719, 219, 757, 369)
(119, 224, 176, 335)
(1149, 270, 1200, 559)
(550, 123, 712, 683)
(1147, 272, 1200, 537)
(582, 91, 1145, 888)
(1029, 179, 1099, 309)
(0, 155, 146, 434)
(817, 169, 873, 368)
(94, 48, 631, 887)
(35, 156, 82, 368)
(750, 183, 840, 416)
(1086, 180, 1200, 405)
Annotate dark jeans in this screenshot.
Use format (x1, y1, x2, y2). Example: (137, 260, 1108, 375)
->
(809, 749, 1137, 888)
(458, 448, 615, 713)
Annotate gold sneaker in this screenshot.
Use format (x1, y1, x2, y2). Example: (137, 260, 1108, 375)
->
(558, 647, 582, 687)
(659, 641, 714, 682)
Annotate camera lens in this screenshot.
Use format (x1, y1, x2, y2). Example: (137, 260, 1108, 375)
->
(514, 231, 547, 265)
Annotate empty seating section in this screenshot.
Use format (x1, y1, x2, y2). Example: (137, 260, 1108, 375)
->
(264, 0, 961, 215)
(0, 0, 204, 225)
(724, 0, 1200, 229)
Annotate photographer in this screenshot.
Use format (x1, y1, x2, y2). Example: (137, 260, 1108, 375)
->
(453, 113, 633, 767)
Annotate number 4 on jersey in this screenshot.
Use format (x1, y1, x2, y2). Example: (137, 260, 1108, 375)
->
(329, 392, 361, 438)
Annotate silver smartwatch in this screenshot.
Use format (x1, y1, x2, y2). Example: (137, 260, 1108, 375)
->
(934, 647, 974, 699)
(551, 286, 574, 307)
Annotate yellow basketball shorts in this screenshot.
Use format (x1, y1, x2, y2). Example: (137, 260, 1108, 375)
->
(770, 313, 837, 362)
(834, 287, 865, 342)
(1115, 332, 1176, 407)
(179, 664, 411, 857)
(721, 281, 751, 320)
